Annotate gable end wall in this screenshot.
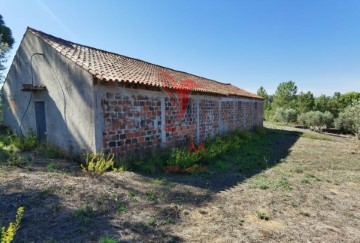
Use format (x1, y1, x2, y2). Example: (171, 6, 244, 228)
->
(2, 30, 96, 154)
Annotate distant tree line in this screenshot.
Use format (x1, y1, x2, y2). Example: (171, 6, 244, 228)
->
(0, 14, 14, 82)
(0, 14, 14, 122)
(257, 81, 360, 138)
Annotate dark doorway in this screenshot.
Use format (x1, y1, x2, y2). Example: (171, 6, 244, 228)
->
(34, 101, 47, 142)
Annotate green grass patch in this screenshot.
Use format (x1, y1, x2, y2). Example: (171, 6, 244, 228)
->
(46, 162, 58, 172)
(301, 133, 332, 141)
(40, 146, 64, 159)
(72, 205, 93, 221)
(276, 175, 292, 190)
(146, 191, 158, 201)
(304, 173, 321, 181)
(99, 236, 117, 243)
(301, 178, 310, 184)
(294, 167, 304, 173)
(214, 160, 230, 171)
(152, 177, 166, 185)
(117, 203, 126, 214)
(257, 211, 270, 221)
(117, 126, 271, 174)
(147, 217, 157, 227)
(257, 181, 269, 190)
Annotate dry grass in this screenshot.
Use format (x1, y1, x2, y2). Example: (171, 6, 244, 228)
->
(0, 123, 359, 242)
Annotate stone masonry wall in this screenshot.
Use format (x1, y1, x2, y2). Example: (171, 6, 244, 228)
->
(199, 99, 220, 141)
(101, 87, 263, 158)
(165, 97, 197, 147)
(102, 93, 162, 156)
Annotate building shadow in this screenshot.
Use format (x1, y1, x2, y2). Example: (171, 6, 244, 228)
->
(0, 179, 182, 242)
(141, 127, 302, 192)
(0, 127, 301, 242)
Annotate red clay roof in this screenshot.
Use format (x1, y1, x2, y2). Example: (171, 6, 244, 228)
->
(28, 27, 262, 99)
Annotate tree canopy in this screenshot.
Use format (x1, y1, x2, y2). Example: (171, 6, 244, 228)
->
(259, 80, 359, 138)
(296, 91, 315, 114)
(0, 14, 14, 82)
(271, 81, 297, 110)
(257, 86, 268, 99)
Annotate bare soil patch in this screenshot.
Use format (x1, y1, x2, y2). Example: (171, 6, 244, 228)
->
(1, 123, 359, 242)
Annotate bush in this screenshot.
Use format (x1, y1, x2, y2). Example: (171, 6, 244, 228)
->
(297, 113, 308, 126)
(273, 108, 297, 124)
(11, 132, 38, 151)
(0, 130, 38, 152)
(297, 111, 334, 131)
(18, 134, 38, 151)
(323, 111, 334, 127)
(167, 148, 201, 169)
(81, 153, 115, 175)
(335, 99, 360, 138)
(137, 153, 165, 173)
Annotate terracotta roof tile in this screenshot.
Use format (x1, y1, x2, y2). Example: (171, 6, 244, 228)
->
(28, 27, 262, 99)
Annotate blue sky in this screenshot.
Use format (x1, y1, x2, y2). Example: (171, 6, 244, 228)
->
(1, 0, 359, 96)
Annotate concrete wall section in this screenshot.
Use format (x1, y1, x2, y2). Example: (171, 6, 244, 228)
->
(2, 31, 96, 154)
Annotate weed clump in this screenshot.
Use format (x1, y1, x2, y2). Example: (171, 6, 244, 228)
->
(78, 126, 266, 175)
(46, 162, 58, 172)
(99, 236, 117, 243)
(4, 131, 39, 152)
(165, 127, 265, 171)
(39, 146, 64, 159)
(81, 153, 115, 175)
(257, 210, 270, 221)
(1, 206, 25, 243)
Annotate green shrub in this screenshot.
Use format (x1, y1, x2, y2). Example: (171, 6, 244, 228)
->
(335, 99, 360, 138)
(1, 206, 24, 243)
(9, 132, 39, 152)
(297, 113, 308, 126)
(112, 159, 130, 172)
(7, 152, 23, 167)
(139, 154, 165, 173)
(273, 108, 297, 124)
(298, 110, 334, 131)
(204, 131, 244, 161)
(0, 131, 38, 152)
(18, 133, 38, 151)
(322, 111, 334, 128)
(81, 153, 115, 175)
(167, 148, 200, 169)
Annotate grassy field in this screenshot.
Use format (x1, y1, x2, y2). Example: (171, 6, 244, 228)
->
(0, 123, 359, 242)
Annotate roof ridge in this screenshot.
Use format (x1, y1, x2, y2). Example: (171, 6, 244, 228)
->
(27, 27, 232, 86)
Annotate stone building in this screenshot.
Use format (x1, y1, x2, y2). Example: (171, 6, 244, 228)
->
(2, 27, 263, 157)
